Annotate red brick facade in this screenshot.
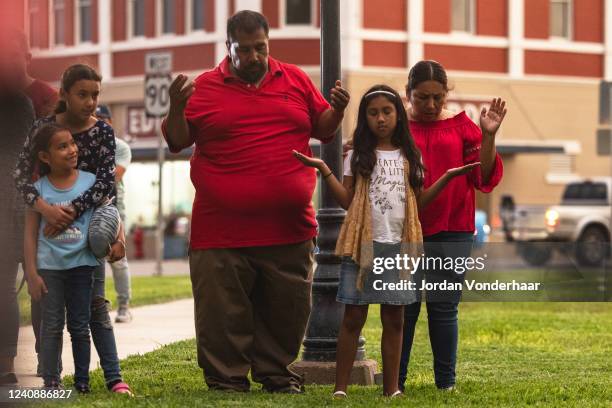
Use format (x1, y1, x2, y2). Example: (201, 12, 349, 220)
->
(15, 0, 607, 80)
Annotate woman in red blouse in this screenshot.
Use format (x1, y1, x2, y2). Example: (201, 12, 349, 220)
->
(398, 60, 506, 392)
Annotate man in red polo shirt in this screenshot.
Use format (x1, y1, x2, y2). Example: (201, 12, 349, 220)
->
(163, 11, 349, 393)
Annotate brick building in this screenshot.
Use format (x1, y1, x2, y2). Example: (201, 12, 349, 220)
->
(4, 0, 612, 232)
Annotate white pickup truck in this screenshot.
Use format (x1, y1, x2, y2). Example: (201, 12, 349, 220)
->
(509, 178, 611, 266)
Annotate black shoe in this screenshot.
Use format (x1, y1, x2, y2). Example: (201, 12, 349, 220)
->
(208, 384, 249, 393)
(44, 379, 63, 389)
(0, 373, 18, 385)
(265, 384, 305, 394)
(206, 379, 250, 393)
(74, 382, 91, 394)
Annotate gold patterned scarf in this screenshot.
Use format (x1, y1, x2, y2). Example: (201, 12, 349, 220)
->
(335, 157, 423, 290)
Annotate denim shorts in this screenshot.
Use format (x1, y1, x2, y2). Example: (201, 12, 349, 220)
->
(336, 241, 417, 305)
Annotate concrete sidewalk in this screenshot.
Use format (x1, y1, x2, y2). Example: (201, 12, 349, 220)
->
(108, 258, 189, 277)
(15, 298, 195, 388)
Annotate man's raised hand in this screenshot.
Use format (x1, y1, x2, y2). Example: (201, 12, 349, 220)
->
(330, 80, 350, 114)
(169, 74, 195, 113)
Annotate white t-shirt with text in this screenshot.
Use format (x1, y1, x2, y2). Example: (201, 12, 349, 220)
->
(344, 149, 406, 243)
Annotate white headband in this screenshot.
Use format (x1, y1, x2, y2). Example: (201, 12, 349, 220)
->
(365, 90, 396, 99)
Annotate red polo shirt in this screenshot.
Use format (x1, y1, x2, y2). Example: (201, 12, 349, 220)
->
(163, 57, 332, 249)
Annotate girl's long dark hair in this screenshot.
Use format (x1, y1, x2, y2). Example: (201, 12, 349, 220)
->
(55, 64, 102, 114)
(30, 123, 71, 176)
(350, 84, 425, 192)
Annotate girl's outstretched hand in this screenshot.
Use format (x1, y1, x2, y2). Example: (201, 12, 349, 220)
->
(293, 150, 326, 171)
(446, 162, 481, 178)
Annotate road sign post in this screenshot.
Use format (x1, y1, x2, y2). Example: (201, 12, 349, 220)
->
(144, 52, 172, 276)
(595, 80, 612, 300)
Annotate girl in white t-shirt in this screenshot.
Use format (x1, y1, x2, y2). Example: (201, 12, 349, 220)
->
(293, 84, 478, 398)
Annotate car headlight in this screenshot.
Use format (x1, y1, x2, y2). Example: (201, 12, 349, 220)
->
(545, 209, 559, 228)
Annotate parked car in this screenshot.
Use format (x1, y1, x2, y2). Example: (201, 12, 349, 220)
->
(509, 178, 611, 266)
(474, 209, 490, 247)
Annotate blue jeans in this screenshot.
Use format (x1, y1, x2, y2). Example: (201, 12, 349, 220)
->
(39, 267, 93, 385)
(398, 231, 474, 390)
(38, 263, 123, 387)
(90, 262, 122, 387)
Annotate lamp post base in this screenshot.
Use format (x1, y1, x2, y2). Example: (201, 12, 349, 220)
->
(290, 359, 378, 385)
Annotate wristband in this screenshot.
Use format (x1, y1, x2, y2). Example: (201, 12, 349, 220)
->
(323, 171, 333, 179)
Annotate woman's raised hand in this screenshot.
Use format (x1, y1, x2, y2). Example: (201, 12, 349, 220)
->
(480, 97, 507, 137)
(293, 150, 327, 171)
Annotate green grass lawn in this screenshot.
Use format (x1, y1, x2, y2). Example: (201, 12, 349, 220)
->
(18, 275, 192, 326)
(47, 302, 611, 407)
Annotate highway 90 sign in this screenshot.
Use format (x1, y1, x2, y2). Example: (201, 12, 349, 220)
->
(144, 52, 173, 118)
(144, 74, 172, 117)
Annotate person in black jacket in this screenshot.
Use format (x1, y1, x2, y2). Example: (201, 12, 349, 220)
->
(0, 29, 35, 385)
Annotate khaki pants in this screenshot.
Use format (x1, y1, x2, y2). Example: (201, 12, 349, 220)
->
(189, 239, 314, 391)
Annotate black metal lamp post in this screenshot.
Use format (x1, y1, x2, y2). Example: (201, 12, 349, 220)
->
(300, 0, 366, 363)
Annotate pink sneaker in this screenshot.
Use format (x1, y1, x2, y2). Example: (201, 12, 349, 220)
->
(110, 381, 134, 396)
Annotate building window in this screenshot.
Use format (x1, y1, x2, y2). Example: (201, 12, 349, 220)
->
(549, 154, 574, 176)
(546, 154, 578, 183)
(550, 0, 572, 39)
(285, 0, 312, 25)
(53, 0, 65, 46)
(162, 0, 176, 34)
(451, 0, 475, 33)
(29, 0, 43, 48)
(78, 0, 93, 42)
(131, 0, 145, 37)
(191, 0, 205, 31)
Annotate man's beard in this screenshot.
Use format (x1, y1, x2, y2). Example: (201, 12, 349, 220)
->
(236, 62, 267, 84)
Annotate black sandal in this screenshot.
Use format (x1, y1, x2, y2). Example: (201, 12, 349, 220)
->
(74, 382, 91, 394)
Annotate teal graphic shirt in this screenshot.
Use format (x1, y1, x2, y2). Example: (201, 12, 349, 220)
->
(34, 171, 100, 270)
